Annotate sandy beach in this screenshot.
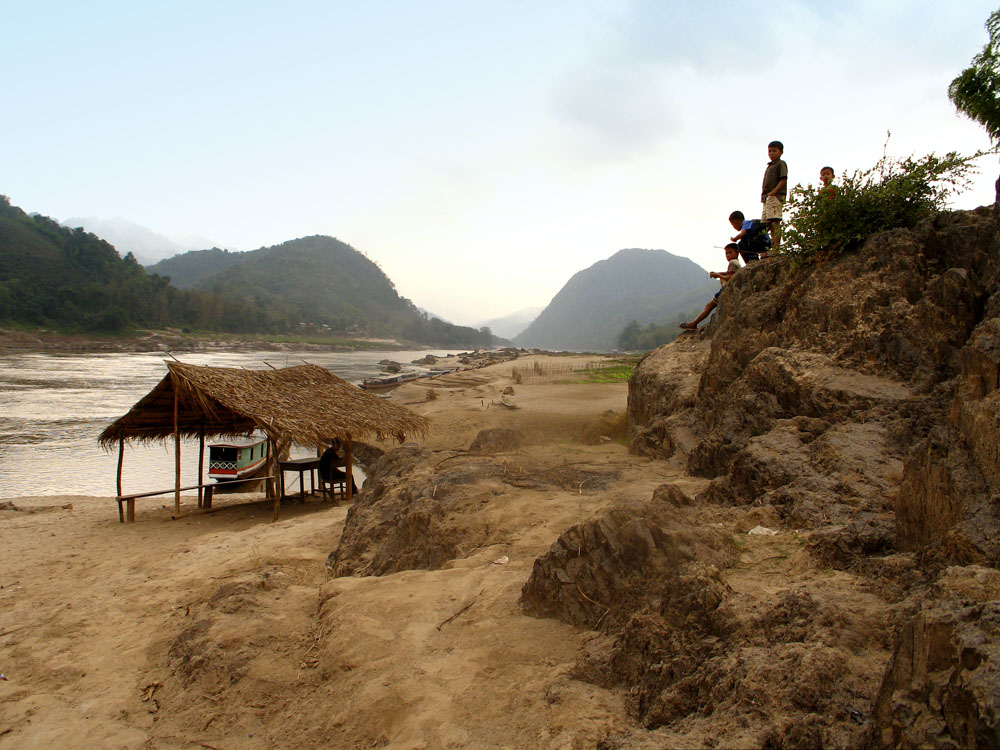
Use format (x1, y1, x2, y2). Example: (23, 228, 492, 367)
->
(0, 354, 887, 749)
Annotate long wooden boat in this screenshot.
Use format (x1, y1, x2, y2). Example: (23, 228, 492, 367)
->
(208, 434, 268, 481)
(359, 370, 421, 391)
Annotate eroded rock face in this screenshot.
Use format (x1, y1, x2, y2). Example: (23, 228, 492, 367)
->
(868, 598, 1000, 748)
(521, 502, 885, 744)
(629, 210, 1000, 569)
(628, 339, 711, 461)
(520, 502, 732, 630)
(621, 209, 1000, 743)
(326, 444, 461, 577)
(327, 442, 615, 577)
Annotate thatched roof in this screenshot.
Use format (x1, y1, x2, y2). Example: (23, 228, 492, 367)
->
(99, 361, 429, 449)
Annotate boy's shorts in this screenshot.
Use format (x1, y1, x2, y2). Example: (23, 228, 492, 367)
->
(762, 195, 783, 222)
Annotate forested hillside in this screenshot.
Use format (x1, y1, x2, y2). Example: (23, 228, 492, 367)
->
(145, 247, 243, 289)
(0, 195, 268, 333)
(514, 248, 714, 351)
(149, 235, 495, 347)
(0, 194, 493, 346)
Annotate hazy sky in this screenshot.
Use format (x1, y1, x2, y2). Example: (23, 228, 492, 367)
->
(4, 1, 998, 325)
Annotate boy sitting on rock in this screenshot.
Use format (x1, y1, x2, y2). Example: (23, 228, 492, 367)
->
(680, 244, 741, 331)
(729, 210, 771, 263)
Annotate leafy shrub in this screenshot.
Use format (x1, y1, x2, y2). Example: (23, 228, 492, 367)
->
(781, 145, 987, 264)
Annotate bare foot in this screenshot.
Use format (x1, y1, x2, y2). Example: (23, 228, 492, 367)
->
(679, 322, 698, 330)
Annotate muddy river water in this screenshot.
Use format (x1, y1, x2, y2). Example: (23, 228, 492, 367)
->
(0, 348, 457, 497)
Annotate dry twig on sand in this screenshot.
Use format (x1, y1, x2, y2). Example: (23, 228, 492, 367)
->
(436, 590, 484, 630)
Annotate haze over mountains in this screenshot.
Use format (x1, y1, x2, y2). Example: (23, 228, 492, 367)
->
(0, 196, 491, 346)
(4, 198, 715, 351)
(62, 216, 232, 266)
(475, 306, 545, 340)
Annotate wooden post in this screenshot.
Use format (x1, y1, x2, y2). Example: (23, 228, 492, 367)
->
(174, 388, 181, 517)
(197, 427, 205, 508)
(345, 436, 353, 503)
(265, 437, 273, 499)
(270, 436, 280, 522)
(116, 436, 124, 499)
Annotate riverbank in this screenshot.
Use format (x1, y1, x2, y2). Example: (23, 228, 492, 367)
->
(0, 353, 888, 748)
(0, 354, 638, 748)
(0, 327, 418, 353)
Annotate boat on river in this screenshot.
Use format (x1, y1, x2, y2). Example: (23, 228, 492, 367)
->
(207, 434, 268, 481)
(358, 367, 457, 391)
(359, 370, 422, 390)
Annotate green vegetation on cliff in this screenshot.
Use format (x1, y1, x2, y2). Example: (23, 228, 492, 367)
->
(782, 145, 988, 264)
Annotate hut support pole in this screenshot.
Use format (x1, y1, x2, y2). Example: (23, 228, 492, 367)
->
(265, 438, 273, 499)
(116, 436, 124, 499)
(269, 436, 281, 522)
(174, 389, 181, 517)
(271, 435, 290, 522)
(197, 427, 205, 508)
(346, 436, 353, 503)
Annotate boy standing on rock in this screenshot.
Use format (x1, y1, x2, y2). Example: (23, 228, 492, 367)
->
(819, 166, 836, 200)
(679, 244, 741, 331)
(762, 140, 788, 250)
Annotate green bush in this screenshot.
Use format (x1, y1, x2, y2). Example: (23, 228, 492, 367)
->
(781, 146, 987, 264)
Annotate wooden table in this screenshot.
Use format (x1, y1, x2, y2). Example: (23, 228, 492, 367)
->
(278, 456, 323, 501)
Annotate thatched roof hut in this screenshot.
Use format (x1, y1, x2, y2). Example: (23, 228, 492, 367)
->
(101, 361, 429, 521)
(99, 361, 429, 449)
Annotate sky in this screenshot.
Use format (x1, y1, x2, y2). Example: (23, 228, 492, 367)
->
(3, 1, 999, 325)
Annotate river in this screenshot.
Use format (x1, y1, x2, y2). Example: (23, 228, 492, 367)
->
(0, 349, 461, 498)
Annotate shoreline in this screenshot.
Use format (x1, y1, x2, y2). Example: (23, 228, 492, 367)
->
(0, 327, 431, 354)
(0, 355, 643, 749)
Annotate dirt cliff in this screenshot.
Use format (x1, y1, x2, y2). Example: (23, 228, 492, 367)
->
(625, 207, 1000, 746)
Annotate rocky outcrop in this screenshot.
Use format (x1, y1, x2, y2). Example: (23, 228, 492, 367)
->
(627, 338, 711, 460)
(896, 288, 1000, 566)
(326, 444, 461, 577)
(469, 427, 522, 453)
(520, 502, 732, 630)
(327, 442, 614, 577)
(630, 208, 1000, 559)
(521, 502, 885, 744)
(868, 592, 1000, 748)
(623, 207, 1000, 745)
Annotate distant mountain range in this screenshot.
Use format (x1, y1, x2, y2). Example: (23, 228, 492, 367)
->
(475, 306, 544, 339)
(61, 216, 231, 266)
(0, 196, 493, 346)
(4, 197, 711, 351)
(514, 248, 715, 352)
